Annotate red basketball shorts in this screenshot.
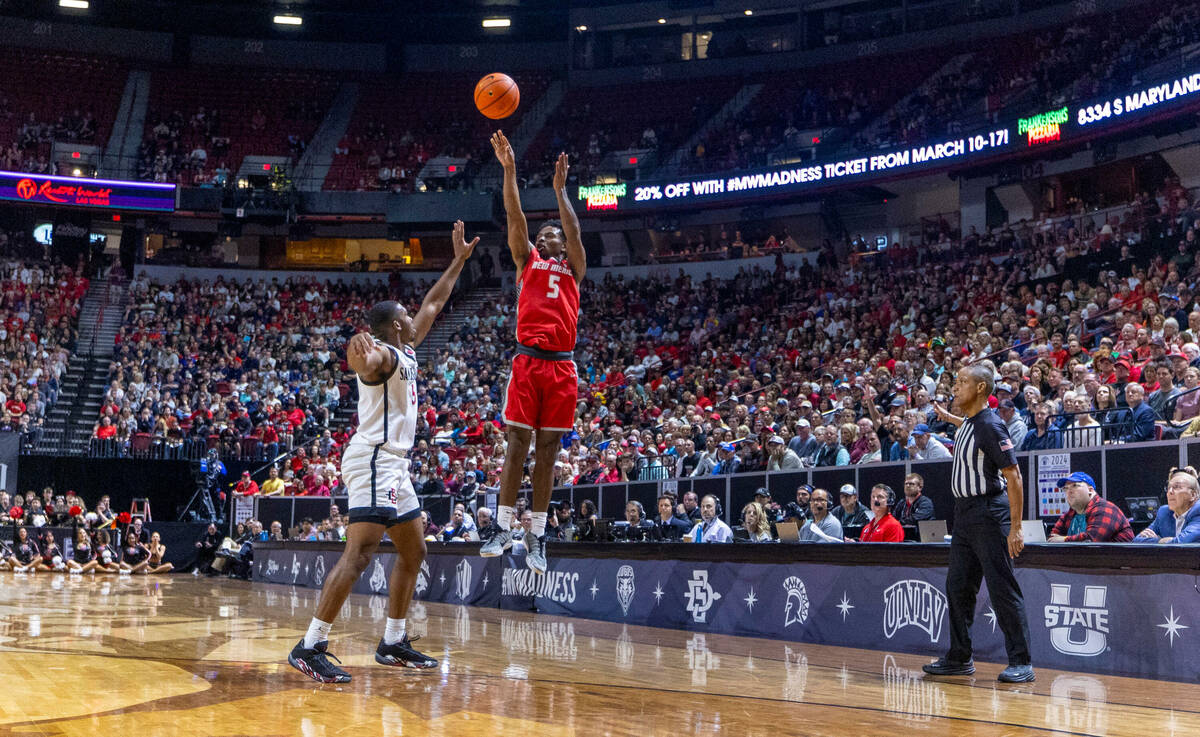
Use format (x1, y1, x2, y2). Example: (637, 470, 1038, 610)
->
(503, 353, 577, 432)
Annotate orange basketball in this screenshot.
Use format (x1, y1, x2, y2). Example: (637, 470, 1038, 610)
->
(474, 73, 520, 120)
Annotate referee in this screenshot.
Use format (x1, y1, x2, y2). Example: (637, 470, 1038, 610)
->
(922, 364, 1035, 683)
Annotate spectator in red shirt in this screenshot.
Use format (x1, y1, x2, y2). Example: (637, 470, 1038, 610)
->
(93, 415, 117, 439)
(461, 416, 485, 445)
(1048, 472, 1133, 542)
(234, 471, 259, 497)
(859, 484, 904, 542)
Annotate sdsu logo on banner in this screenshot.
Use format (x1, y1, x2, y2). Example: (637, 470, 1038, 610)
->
(369, 558, 388, 593)
(883, 580, 948, 643)
(685, 570, 721, 623)
(1044, 584, 1108, 656)
(313, 555, 327, 587)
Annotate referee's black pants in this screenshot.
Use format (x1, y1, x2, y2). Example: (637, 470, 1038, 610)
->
(945, 493, 1032, 666)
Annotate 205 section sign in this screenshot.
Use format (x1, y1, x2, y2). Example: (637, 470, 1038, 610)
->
(1, 170, 176, 212)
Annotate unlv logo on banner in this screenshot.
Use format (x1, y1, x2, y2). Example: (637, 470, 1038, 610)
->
(882, 580, 948, 643)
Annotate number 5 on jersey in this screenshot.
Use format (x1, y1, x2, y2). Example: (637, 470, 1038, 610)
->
(546, 274, 560, 300)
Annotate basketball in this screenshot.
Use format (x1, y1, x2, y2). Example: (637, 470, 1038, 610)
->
(474, 73, 520, 119)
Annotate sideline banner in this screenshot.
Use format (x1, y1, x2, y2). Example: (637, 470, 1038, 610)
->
(256, 548, 1198, 682)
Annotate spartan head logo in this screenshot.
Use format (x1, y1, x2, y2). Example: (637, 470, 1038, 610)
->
(414, 560, 430, 596)
(616, 565, 636, 616)
(783, 576, 810, 628)
(312, 555, 327, 587)
(455, 558, 473, 601)
(369, 558, 387, 593)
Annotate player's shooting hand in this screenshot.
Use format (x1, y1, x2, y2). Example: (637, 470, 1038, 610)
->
(1007, 526, 1024, 558)
(490, 131, 515, 169)
(452, 220, 479, 262)
(553, 152, 569, 191)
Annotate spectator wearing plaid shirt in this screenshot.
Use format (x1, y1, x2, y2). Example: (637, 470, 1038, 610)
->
(1047, 472, 1133, 542)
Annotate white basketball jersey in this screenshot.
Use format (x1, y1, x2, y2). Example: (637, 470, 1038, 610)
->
(348, 340, 418, 454)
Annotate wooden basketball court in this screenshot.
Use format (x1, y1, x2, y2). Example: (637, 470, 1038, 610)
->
(0, 572, 1195, 736)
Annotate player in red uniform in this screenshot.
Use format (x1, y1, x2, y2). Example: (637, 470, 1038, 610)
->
(481, 130, 585, 574)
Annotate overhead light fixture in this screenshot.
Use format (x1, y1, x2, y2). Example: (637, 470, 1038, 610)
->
(657, 18, 667, 24)
(482, 18, 511, 28)
(59, 0, 89, 8)
(575, 25, 588, 32)
(744, 9, 754, 15)
(273, 14, 302, 26)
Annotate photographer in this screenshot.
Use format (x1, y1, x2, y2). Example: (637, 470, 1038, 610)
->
(194, 523, 222, 575)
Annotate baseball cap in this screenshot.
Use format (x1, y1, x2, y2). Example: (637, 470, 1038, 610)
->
(912, 423, 931, 436)
(1056, 471, 1096, 488)
(796, 418, 811, 428)
(839, 484, 857, 496)
(242, 470, 250, 476)
(800, 400, 813, 408)
(1115, 358, 1132, 370)
(797, 484, 814, 493)
(1151, 336, 1166, 347)
(768, 435, 785, 445)
(890, 397, 906, 407)
(754, 487, 771, 499)
(996, 382, 1013, 394)
(998, 399, 1016, 409)
(777, 397, 789, 406)
(719, 442, 736, 452)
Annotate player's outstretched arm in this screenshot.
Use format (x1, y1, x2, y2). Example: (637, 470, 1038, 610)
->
(411, 220, 478, 348)
(346, 332, 392, 383)
(553, 152, 586, 284)
(490, 130, 531, 273)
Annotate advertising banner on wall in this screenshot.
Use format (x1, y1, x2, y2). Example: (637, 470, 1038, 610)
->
(256, 547, 1198, 682)
(0, 433, 18, 494)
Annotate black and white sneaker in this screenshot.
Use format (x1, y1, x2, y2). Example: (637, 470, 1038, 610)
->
(288, 639, 352, 683)
(375, 635, 438, 669)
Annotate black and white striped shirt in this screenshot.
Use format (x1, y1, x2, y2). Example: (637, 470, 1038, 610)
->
(951, 408, 1019, 499)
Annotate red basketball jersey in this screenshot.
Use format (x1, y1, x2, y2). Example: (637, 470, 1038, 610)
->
(516, 248, 579, 352)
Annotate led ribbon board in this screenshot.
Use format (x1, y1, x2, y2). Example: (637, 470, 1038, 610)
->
(0, 171, 177, 211)
(576, 70, 1200, 213)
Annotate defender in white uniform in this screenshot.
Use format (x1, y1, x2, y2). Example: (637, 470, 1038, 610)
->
(289, 221, 477, 683)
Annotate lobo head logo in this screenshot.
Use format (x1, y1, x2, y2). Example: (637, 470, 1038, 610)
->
(312, 555, 327, 587)
(882, 580, 948, 643)
(616, 565, 636, 616)
(1044, 584, 1108, 656)
(415, 560, 430, 596)
(15, 178, 37, 200)
(684, 570, 722, 623)
(455, 558, 473, 601)
(783, 576, 810, 628)
(369, 558, 387, 593)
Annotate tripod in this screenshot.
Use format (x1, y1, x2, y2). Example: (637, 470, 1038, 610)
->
(181, 450, 226, 523)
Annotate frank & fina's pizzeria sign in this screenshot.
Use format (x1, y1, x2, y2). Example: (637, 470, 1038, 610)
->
(0, 170, 176, 211)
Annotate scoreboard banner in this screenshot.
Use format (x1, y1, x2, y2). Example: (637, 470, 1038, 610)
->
(576, 69, 1200, 213)
(0, 170, 176, 212)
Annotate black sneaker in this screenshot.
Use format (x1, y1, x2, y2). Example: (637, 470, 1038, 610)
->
(997, 664, 1036, 683)
(922, 657, 976, 676)
(288, 639, 351, 683)
(375, 635, 438, 669)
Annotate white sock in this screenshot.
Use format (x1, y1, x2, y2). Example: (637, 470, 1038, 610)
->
(384, 617, 407, 645)
(304, 617, 333, 649)
(497, 505, 515, 530)
(531, 512, 547, 538)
